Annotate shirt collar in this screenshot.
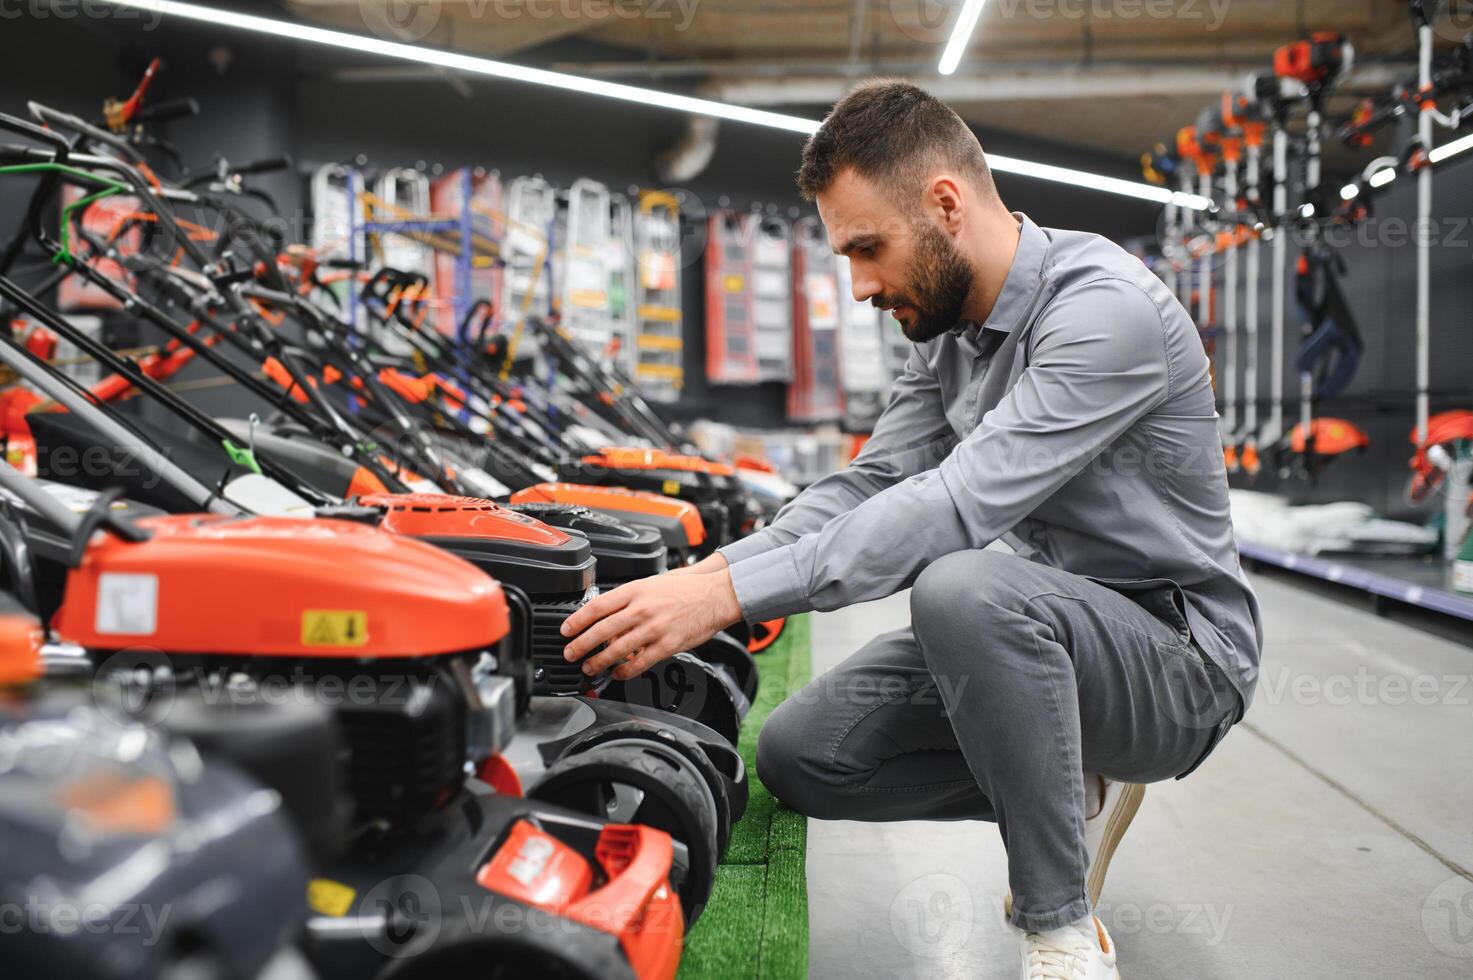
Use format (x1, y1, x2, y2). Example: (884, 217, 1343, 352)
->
(949, 212, 1047, 343)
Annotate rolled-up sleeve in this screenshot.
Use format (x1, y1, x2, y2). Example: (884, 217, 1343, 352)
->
(717, 343, 956, 566)
(726, 278, 1173, 622)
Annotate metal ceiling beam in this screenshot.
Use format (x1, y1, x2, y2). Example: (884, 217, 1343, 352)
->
(553, 55, 1414, 80)
(323, 61, 1410, 104)
(706, 63, 1410, 105)
(845, 0, 868, 78)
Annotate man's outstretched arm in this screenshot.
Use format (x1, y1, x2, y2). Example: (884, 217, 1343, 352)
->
(725, 278, 1173, 622)
(708, 344, 956, 571)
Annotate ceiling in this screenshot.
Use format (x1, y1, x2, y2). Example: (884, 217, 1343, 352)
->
(286, 0, 1451, 164)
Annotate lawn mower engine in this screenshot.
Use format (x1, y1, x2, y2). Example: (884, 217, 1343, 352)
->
(505, 500, 669, 589)
(553, 451, 788, 652)
(560, 448, 762, 555)
(51, 512, 521, 826)
(351, 492, 600, 697)
(508, 481, 707, 570)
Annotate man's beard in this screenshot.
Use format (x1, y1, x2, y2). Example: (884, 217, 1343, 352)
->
(873, 220, 975, 343)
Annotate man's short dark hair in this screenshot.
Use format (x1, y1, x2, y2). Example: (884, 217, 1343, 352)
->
(796, 79, 998, 206)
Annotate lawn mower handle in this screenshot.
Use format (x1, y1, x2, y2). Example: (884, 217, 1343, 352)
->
(0, 112, 70, 156)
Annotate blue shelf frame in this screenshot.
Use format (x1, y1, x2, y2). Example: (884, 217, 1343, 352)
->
(1238, 540, 1473, 621)
(346, 167, 478, 340)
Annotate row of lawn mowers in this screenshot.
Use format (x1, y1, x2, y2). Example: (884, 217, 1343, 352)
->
(0, 83, 794, 980)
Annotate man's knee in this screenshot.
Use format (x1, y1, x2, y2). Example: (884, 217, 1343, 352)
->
(911, 550, 1027, 654)
(756, 695, 819, 810)
(755, 694, 853, 820)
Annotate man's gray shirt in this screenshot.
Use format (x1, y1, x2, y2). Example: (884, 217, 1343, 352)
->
(720, 214, 1262, 707)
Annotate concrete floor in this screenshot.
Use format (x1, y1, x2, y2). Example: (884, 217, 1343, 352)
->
(803, 571, 1473, 979)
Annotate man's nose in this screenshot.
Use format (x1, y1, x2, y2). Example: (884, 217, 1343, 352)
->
(849, 266, 880, 303)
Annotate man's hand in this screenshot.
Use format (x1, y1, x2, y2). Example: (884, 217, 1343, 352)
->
(560, 569, 743, 680)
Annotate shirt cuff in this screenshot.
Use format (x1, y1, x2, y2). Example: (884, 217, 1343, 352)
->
(726, 544, 809, 623)
(716, 527, 781, 567)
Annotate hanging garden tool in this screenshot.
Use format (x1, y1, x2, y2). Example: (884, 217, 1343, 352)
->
(1272, 31, 1368, 482)
(1223, 85, 1271, 475)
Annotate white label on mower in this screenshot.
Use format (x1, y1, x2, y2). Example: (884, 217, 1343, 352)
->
(96, 573, 158, 635)
(508, 836, 556, 887)
(222, 474, 316, 517)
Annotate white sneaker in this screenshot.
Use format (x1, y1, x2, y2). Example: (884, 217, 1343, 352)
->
(1006, 779, 1145, 917)
(1020, 915, 1120, 980)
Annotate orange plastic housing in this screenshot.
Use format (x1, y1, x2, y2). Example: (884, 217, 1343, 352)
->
(1274, 32, 1345, 85)
(1408, 410, 1473, 502)
(0, 607, 43, 687)
(345, 465, 391, 498)
(477, 821, 683, 980)
(582, 447, 735, 478)
(746, 618, 786, 655)
(1288, 418, 1370, 456)
(509, 483, 707, 547)
(53, 515, 509, 656)
(358, 493, 573, 547)
(732, 454, 775, 474)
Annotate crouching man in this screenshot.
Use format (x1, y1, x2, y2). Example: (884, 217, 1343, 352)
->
(561, 80, 1261, 979)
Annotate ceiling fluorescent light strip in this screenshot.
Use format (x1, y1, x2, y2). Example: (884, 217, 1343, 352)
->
(96, 0, 1199, 208)
(939, 0, 988, 76)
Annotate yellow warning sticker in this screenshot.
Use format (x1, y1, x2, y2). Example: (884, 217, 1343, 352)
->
(662, 480, 681, 496)
(307, 878, 356, 917)
(301, 610, 368, 647)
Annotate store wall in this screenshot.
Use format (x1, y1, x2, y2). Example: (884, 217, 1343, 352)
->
(289, 44, 1161, 428)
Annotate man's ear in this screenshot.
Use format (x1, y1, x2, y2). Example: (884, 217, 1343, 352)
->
(928, 175, 966, 234)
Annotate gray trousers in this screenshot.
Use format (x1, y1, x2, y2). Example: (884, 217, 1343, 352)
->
(756, 549, 1242, 931)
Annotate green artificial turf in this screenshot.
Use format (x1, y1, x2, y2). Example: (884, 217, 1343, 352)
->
(678, 615, 811, 980)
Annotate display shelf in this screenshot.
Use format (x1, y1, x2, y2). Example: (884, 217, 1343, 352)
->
(347, 167, 492, 337)
(1238, 540, 1473, 621)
